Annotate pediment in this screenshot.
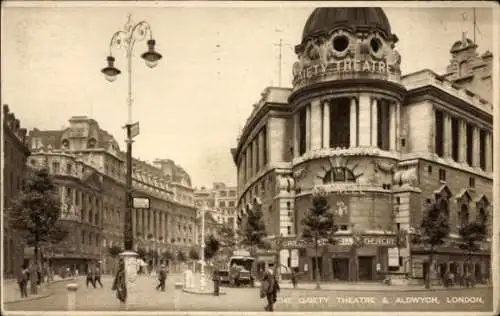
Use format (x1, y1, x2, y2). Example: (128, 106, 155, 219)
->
(83, 171, 103, 192)
(434, 184, 452, 199)
(474, 194, 490, 206)
(455, 188, 472, 202)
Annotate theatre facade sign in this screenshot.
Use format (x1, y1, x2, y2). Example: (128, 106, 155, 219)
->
(275, 235, 398, 249)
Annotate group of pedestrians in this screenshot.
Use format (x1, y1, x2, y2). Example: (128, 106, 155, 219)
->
(86, 266, 103, 288)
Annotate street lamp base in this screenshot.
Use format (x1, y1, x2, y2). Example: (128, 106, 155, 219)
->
(119, 251, 138, 308)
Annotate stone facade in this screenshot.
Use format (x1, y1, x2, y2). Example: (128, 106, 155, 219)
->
(232, 8, 493, 283)
(2, 104, 31, 277)
(194, 182, 237, 235)
(27, 116, 197, 274)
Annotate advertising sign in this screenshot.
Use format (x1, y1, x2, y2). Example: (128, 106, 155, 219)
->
(290, 249, 299, 268)
(388, 247, 400, 267)
(133, 197, 150, 209)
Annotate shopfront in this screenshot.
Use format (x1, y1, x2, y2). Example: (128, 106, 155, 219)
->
(274, 233, 399, 282)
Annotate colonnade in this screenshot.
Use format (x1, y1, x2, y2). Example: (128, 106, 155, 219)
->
(293, 95, 401, 157)
(133, 208, 171, 242)
(439, 111, 493, 172)
(60, 185, 103, 227)
(238, 126, 268, 186)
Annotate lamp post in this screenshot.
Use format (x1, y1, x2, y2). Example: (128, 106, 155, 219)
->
(101, 14, 162, 305)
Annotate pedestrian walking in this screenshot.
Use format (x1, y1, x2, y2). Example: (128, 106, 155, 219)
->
(17, 265, 29, 298)
(86, 267, 96, 288)
(156, 264, 167, 291)
(94, 266, 103, 288)
(112, 258, 127, 303)
(290, 269, 297, 289)
(260, 268, 280, 312)
(212, 268, 220, 296)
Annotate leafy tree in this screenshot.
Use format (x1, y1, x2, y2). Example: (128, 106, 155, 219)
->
(177, 250, 187, 262)
(301, 195, 336, 289)
(412, 197, 450, 289)
(162, 250, 174, 262)
(458, 212, 487, 278)
(217, 223, 236, 255)
(189, 246, 200, 261)
(8, 168, 69, 294)
(136, 247, 147, 260)
(240, 202, 268, 255)
(108, 245, 123, 258)
(204, 234, 220, 262)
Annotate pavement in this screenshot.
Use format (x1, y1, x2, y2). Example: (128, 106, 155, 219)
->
(3, 273, 493, 312)
(2, 275, 75, 304)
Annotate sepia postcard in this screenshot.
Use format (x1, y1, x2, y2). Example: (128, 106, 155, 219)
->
(1, 1, 498, 315)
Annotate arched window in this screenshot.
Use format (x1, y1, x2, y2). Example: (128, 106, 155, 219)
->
(459, 204, 469, 228)
(438, 197, 450, 219)
(89, 208, 93, 223)
(80, 208, 85, 221)
(87, 138, 97, 148)
(478, 207, 487, 224)
(62, 139, 69, 148)
(323, 167, 356, 183)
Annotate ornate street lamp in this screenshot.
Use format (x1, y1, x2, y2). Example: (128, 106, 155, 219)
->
(101, 15, 162, 253)
(100, 15, 161, 305)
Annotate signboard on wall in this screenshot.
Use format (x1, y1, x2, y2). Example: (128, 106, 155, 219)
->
(388, 247, 399, 267)
(290, 249, 299, 268)
(412, 261, 424, 278)
(279, 235, 398, 249)
(133, 197, 150, 209)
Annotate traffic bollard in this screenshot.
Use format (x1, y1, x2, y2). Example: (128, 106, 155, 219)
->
(66, 283, 79, 311)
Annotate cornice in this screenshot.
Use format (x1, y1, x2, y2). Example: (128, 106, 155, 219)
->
(406, 85, 492, 125)
(289, 78, 407, 107)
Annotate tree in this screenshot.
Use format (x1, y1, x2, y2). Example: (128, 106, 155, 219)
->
(458, 212, 487, 281)
(8, 168, 69, 294)
(412, 197, 450, 289)
(162, 250, 174, 262)
(240, 202, 268, 255)
(217, 223, 236, 256)
(177, 250, 187, 262)
(136, 247, 147, 260)
(189, 246, 200, 261)
(301, 195, 336, 289)
(204, 234, 220, 262)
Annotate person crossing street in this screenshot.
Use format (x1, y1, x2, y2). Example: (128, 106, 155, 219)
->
(94, 266, 103, 288)
(156, 264, 167, 291)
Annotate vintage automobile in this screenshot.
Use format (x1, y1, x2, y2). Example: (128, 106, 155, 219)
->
(219, 250, 256, 287)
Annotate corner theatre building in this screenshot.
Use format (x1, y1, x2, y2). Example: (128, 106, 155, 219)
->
(232, 7, 493, 283)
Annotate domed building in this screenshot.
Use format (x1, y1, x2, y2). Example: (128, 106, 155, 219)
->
(232, 7, 492, 283)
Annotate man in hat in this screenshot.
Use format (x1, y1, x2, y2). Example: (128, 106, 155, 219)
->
(156, 264, 167, 291)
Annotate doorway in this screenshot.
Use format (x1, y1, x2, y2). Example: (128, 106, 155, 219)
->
(358, 256, 374, 281)
(332, 258, 349, 281)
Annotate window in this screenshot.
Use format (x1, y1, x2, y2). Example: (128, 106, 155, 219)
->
(400, 138, 406, 148)
(219, 201, 226, 208)
(395, 197, 401, 205)
(459, 205, 469, 227)
(427, 166, 432, 174)
(299, 106, 308, 155)
(469, 177, 475, 188)
(81, 231, 85, 244)
(287, 226, 292, 235)
(377, 100, 390, 150)
(87, 138, 97, 148)
(229, 190, 236, 197)
(396, 223, 401, 231)
(439, 169, 446, 181)
(323, 167, 356, 183)
(52, 162, 60, 173)
(66, 163, 73, 175)
(329, 98, 351, 148)
(220, 191, 227, 197)
(262, 126, 268, 165)
(466, 124, 473, 165)
(451, 117, 459, 161)
(287, 202, 291, 210)
(479, 129, 486, 170)
(340, 225, 348, 231)
(228, 201, 235, 207)
(434, 110, 444, 157)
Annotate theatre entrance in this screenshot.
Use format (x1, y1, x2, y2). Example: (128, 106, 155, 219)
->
(358, 256, 374, 281)
(332, 258, 349, 281)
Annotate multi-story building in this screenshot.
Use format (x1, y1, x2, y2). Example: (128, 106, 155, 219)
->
(194, 183, 238, 230)
(232, 7, 493, 283)
(28, 116, 197, 273)
(2, 104, 31, 277)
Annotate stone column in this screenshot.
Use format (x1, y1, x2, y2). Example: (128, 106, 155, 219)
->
(141, 209, 145, 237)
(252, 139, 257, 176)
(389, 102, 396, 151)
(472, 126, 480, 167)
(245, 149, 250, 181)
(370, 98, 378, 147)
(294, 113, 300, 157)
(349, 97, 357, 148)
(443, 113, 452, 158)
(358, 95, 371, 147)
(61, 185, 66, 212)
(322, 101, 330, 148)
(132, 208, 137, 240)
(395, 101, 401, 151)
(458, 120, 467, 163)
(310, 99, 322, 150)
(305, 104, 311, 152)
(258, 130, 265, 169)
(485, 132, 492, 172)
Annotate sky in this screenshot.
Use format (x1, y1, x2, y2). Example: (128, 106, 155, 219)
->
(1, 1, 495, 188)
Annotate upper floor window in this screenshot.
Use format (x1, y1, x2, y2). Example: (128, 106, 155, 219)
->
(219, 201, 226, 208)
(229, 190, 236, 197)
(323, 167, 355, 183)
(88, 138, 97, 148)
(228, 201, 235, 207)
(62, 139, 69, 148)
(52, 162, 60, 173)
(66, 163, 73, 175)
(220, 191, 227, 197)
